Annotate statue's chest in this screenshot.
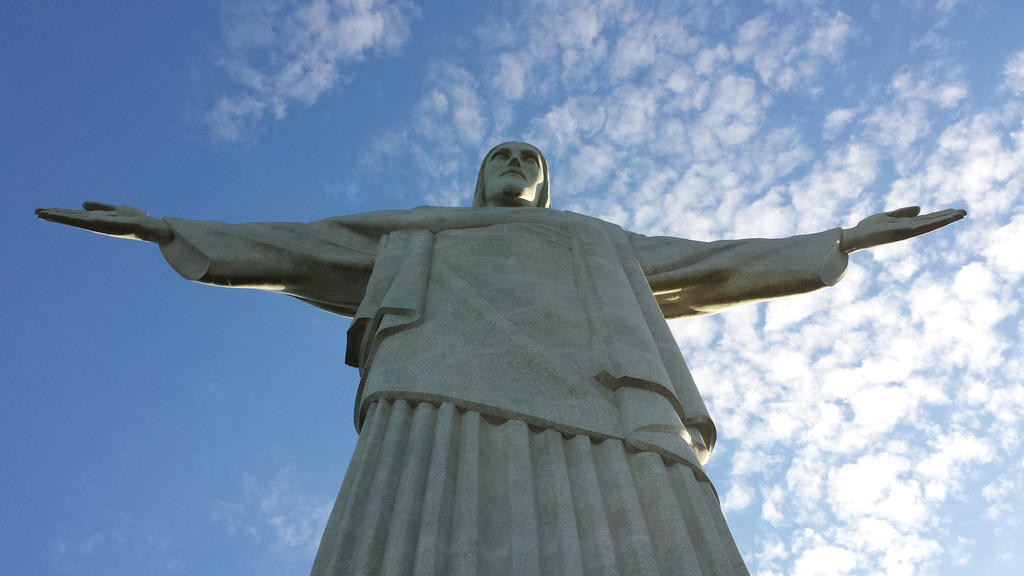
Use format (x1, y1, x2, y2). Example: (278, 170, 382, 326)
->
(427, 222, 582, 326)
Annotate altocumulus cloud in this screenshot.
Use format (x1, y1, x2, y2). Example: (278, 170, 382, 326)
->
(204, 0, 1024, 573)
(379, 2, 1024, 573)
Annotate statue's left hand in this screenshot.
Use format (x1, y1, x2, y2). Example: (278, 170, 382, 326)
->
(840, 206, 966, 253)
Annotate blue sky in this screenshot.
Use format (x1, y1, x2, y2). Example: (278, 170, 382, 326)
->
(3, 0, 1023, 574)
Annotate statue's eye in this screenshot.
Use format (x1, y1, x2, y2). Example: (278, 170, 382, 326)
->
(524, 156, 539, 165)
(492, 150, 509, 160)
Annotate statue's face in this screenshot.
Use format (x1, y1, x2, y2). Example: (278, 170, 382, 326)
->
(482, 142, 545, 207)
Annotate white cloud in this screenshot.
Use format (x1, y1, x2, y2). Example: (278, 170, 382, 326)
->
(376, 63, 492, 206)
(563, 142, 616, 198)
(787, 142, 879, 228)
(824, 108, 856, 139)
(917, 432, 996, 500)
(703, 74, 763, 146)
(760, 486, 786, 526)
(530, 97, 607, 157)
(493, 53, 527, 101)
(978, 211, 1024, 282)
(608, 11, 699, 80)
(208, 0, 415, 141)
(207, 94, 269, 142)
(982, 475, 1017, 520)
(792, 544, 858, 576)
(723, 482, 755, 512)
(211, 466, 333, 554)
(829, 454, 916, 523)
(733, 10, 852, 92)
(935, 0, 966, 14)
(852, 67, 970, 172)
(890, 70, 967, 108)
(806, 11, 853, 59)
(603, 86, 659, 145)
(1003, 50, 1024, 95)
(665, 67, 709, 112)
(753, 535, 789, 569)
(50, 517, 182, 574)
(694, 44, 730, 76)
(609, 24, 657, 79)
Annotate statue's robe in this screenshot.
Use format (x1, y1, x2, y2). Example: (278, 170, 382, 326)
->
(159, 207, 847, 576)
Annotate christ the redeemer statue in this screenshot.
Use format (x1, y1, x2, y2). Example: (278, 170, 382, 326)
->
(37, 142, 964, 575)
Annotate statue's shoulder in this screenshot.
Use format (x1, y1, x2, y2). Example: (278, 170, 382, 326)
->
(558, 209, 628, 233)
(318, 206, 458, 228)
(320, 206, 629, 236)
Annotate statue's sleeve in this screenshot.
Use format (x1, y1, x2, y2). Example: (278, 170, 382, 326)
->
(158, 217, 379, 317)
(631, 229, 849, 319)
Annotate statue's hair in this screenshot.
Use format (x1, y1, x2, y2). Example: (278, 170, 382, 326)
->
(473, 142, 550, 208)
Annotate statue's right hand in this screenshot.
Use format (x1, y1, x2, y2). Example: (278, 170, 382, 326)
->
(35, 201, 174, 244)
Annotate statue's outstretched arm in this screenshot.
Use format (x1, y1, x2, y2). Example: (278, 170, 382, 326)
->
(839, 206, 966, 253)
(36, 202, 174, 244)
(36, 202, 377, 317)
(634, 204, 966, 318)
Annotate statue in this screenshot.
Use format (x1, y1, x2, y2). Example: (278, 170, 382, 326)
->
(37, 142, 965, 575)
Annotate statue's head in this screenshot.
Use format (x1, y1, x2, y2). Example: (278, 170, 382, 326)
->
(473, 142, 550, 208)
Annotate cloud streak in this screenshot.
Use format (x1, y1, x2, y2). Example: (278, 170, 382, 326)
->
(207, 0, 415, 141)
(210, 466, 334, 570)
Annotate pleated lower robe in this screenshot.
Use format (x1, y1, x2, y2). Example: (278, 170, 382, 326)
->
(311, 399, 749, 576)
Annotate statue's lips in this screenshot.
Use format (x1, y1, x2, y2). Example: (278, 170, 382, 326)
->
(500, 168, 525, 179)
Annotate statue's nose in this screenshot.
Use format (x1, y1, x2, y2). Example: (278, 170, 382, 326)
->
(509, 157, 521, 167)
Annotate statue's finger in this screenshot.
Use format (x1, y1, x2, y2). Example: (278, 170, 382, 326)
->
(36, 207, 71, 219)
(909, 212, 966, 236)
(82, 201, 115, 211)
(887, 206, 920, 218)
(920, 208, 967, 225)
(35, 208, 83, 225)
